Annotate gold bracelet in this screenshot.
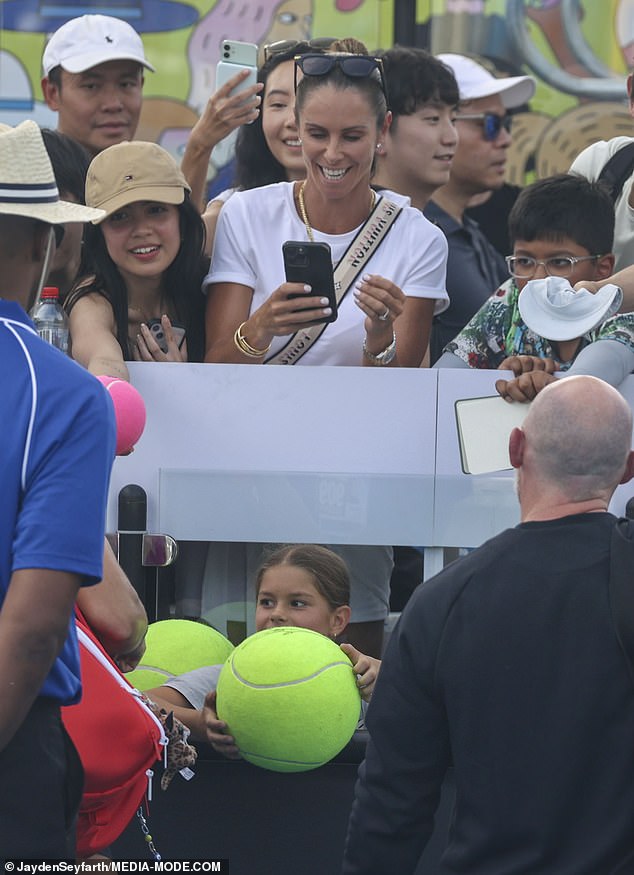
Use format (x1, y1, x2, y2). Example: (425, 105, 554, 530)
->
(233, 322, 271, 358)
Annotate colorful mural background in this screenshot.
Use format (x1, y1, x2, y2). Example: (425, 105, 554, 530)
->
(0, 0, 632, 187)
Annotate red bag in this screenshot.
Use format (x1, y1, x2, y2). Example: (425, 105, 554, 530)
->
(62, 613, 167, 858)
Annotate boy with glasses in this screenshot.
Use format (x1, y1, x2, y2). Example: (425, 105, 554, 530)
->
(435, 173, 634, 401)
(424, 53, 535, 363)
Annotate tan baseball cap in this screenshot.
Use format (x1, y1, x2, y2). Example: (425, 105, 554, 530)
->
(85, 140, 191, 223)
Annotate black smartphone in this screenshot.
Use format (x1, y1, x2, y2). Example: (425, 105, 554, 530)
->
(282, 240, 338, 324)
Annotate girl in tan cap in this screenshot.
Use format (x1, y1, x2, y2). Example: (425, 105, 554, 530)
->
(66, 140, 207, 381)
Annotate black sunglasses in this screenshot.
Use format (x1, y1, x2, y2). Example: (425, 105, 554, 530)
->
(263, 38, 336, 62)
(294, 53, 388, 103)
(454, 112, 513, 141)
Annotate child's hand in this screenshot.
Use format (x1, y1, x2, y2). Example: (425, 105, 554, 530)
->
(202, 690, 241, 759)
(496, 370, 558, 403)
(340, 643, 381, 703)
(498, 354, 559, 377)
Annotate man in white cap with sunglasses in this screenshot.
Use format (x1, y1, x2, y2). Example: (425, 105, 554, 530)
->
(41, 14, 154, 158)
(0, 120, 116, 857)
(424, 53, 535, 364)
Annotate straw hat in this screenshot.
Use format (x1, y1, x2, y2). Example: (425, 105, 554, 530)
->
(0, 121, 105, 224)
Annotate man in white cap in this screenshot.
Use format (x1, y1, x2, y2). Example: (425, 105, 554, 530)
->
(41, 14, 154, 157)
(0, 120, 116, 857)
(424, 53, 535, 364)
(344, 373, 634, 874)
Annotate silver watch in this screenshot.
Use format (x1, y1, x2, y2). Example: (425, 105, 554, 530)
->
(363, 331, 396, 366)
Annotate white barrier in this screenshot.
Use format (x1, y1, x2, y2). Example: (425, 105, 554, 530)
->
(109, 364, 634, 559)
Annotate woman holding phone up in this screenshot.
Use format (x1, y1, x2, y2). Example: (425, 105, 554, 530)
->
(204, 50, 449, 368)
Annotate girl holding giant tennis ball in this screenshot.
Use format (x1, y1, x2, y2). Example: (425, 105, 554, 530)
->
(149, 545, 380, 769)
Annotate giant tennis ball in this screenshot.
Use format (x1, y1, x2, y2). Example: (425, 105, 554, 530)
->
(96, 375, 146, 455)
(216, 626, 361, 772)
(128, 619, 234, 691)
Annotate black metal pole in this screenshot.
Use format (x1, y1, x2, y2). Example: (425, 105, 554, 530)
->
(117, 484, 147, 606)
(393, 0, 417, 48)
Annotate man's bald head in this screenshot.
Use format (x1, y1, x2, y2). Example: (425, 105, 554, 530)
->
(520, 376, 633, 504)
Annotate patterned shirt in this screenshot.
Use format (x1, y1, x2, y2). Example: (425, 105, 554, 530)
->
(444, 277, 634, 369)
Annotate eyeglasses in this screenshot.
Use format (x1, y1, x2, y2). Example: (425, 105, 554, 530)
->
(263, 38, 336, 62)
(455, 112, 513, 141)
(505, 254, 602, 279)
(294, 53, 388, 103)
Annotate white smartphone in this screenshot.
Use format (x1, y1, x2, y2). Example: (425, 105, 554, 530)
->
(146, 318, 185, 353)
(215, 39, 258, 96)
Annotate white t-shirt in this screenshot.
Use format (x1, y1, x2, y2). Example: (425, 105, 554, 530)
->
(204, 181, 449, 366)
(570, 136, 634, 271)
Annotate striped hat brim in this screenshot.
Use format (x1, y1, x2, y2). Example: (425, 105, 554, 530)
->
(0, 120, 105, 224)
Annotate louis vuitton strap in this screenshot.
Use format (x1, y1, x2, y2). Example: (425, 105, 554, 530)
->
(264, 195, 402, 365)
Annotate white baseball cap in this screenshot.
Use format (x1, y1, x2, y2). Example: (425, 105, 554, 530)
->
(43, 14, 155, 77)
(437, 53, 535, 109)
(518, 277, 623, 341)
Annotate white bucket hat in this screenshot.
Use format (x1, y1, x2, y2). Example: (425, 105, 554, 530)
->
(518, 276, 623, 341)
(0, 121, 105, 224)
(42, 14, 155, 77)
(438, 53, 535, 109)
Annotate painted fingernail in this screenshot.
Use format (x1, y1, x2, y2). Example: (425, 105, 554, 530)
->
(323, 307, 332, 315)
(320, 297, 329, 305)
(304, 284, 312, 292)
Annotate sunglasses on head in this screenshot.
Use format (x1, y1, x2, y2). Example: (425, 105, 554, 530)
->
(454, 112, 513, 141)
(294, 53, 388, 102)
(263, 38, 336, 62)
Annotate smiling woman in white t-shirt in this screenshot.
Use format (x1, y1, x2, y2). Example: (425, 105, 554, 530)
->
(204, 51, 449, 369)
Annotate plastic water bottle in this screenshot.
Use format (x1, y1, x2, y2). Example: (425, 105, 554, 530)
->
(30, 286, 69, 354)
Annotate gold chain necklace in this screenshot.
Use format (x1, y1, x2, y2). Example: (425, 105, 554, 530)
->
(297, 181, 376, 243)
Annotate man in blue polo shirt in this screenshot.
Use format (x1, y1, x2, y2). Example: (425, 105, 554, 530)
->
(0, 120, 115, 858)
